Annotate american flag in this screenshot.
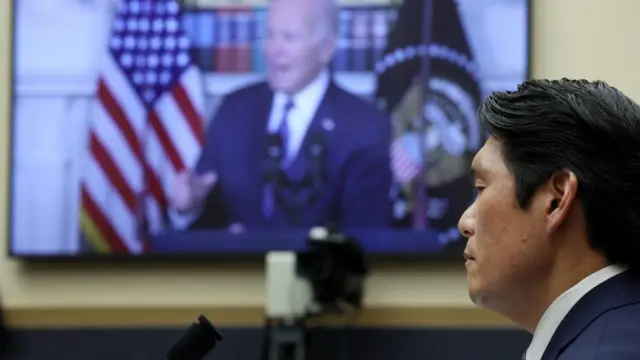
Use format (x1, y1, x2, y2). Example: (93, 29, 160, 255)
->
(391, 133, 423, 185)
(79, 0, 204, 254)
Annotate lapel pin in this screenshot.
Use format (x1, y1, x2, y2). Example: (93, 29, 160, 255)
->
(322, 118, 335, 131)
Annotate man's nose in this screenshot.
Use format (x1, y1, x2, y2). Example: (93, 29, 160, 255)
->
(265, 39, 284, 57)
(458, 205, 475, 239)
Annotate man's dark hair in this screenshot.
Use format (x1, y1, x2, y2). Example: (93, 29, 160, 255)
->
(479, 78, 640, 269)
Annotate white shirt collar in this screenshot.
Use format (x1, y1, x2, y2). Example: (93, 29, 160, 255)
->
(270, 69, 330, 128)
(525, 265, 626, 360)
(267, 70, 330, 161)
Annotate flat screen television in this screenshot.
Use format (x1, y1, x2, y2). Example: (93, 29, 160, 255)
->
(10, 0, 531, 258)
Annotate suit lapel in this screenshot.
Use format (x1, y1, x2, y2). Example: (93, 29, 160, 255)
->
(248, 84, 274, 167)
(541, 271, 640, 360)
(297, 81, 337, 159)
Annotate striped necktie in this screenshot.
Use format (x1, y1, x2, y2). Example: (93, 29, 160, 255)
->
(277, 98, 295, 165)
(263, 98, 295, 217)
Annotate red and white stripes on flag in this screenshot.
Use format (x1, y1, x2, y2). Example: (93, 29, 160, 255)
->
(391, 133, 423, 185)
(80, 0, 204, 254)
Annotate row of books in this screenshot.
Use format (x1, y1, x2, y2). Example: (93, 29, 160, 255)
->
(181, 6, 399, 73)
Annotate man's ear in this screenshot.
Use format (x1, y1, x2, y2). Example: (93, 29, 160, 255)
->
(546, 170, 578, 233)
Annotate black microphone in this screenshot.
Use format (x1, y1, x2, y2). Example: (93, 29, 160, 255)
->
(305, 131, 326, 192)
(264, 132, 285, 183)
(306, 131, 326, 161)
(166, 315, 224, 360)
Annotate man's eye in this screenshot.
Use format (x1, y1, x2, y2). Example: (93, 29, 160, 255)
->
(473, 186, 484, 197)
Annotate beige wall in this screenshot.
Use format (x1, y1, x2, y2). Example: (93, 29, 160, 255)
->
(1, 0, 639, 325)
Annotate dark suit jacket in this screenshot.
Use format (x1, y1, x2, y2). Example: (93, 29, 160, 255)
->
(542, 271, 640, 360)
(190, 80, 392, 230)
(0, 298, 12, 357)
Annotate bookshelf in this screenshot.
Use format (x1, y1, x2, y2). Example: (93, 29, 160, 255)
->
(206, 72, 375, 97)
(180, 3, 397, 98)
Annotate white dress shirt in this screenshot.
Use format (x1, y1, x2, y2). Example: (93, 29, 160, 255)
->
(268, 69, 330, 162)
(169, 70, 330, 230)
(525, 265, 626, 360)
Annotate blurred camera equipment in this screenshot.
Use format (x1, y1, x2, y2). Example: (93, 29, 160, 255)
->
(262, 227, 369, 360)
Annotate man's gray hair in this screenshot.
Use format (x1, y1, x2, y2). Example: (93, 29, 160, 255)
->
(315, 0, 340, 40)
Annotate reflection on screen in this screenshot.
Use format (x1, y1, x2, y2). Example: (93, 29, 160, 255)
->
(11, 0, 529, 257)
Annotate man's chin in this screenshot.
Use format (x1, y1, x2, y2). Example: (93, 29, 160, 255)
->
(466, 280, 486, 306)
(267, 78, 294, 93)
(468, 289, 487, 307)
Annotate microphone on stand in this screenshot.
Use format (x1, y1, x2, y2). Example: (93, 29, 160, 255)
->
(305, 131, 327, 201)
(261, 131, 328, 225)
(166, 315, 224, 360)
(264, 133, 285, 182)
(263, 133, 286, 217)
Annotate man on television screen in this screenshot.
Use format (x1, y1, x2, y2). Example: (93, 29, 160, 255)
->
(168, 0, 392, 231)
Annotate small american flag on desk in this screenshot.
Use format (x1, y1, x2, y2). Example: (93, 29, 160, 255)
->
(80, 0, 205, 254)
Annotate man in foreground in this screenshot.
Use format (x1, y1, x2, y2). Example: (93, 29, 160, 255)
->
(458, 79, 640, 359)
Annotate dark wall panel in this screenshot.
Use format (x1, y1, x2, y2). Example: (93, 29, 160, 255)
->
(2, 327, 531, 360)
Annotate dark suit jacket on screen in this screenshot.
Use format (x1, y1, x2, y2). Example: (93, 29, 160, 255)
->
(189, 80, 393, 230)
(542, 270, 640, 360)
